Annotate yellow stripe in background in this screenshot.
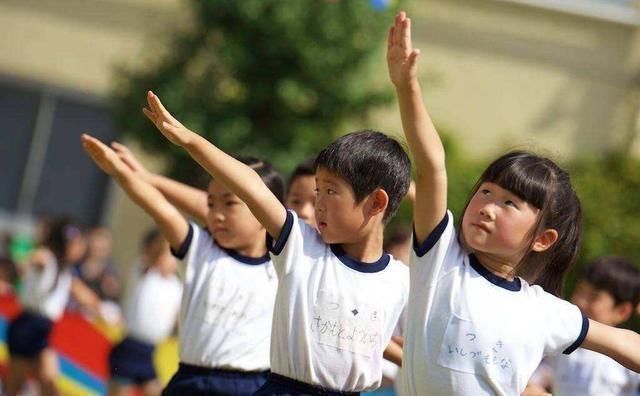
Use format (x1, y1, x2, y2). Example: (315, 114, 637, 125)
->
(154, 337, 179, 385)
(57, 376, 100, 396)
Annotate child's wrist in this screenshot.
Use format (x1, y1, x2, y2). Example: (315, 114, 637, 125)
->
(394, 79, 421, 93)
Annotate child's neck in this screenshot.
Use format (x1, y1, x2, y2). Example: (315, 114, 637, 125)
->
(473, 251, 518, 281)
(233, 243, 267, 258)
(339, 226, 384, 263)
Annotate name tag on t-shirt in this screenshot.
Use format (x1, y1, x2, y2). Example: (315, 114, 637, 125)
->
(310, 290, 383, 358)
(437, 313, 517, 389)
(200, 278, 251, 330)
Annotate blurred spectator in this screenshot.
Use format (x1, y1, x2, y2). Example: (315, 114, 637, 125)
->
(74, 227, 122, 302)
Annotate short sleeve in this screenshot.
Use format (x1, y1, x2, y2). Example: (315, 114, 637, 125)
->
(539, 291, 589, 356)
(393, 303, 407, 337)
(266, 210, 323, 278)
(170, 222, 216, 284)
(410, 210, 462, 288)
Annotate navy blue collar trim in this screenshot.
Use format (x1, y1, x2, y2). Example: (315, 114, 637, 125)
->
(218, 243, 270, 265)
(330, 244, 389, 273)
(469, 254, 521, 292)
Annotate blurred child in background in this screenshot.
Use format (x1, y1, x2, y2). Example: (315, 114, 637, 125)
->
(527, 256, 640, 396)
(4, 217, 105, 396)
(108, 228, 182, 396)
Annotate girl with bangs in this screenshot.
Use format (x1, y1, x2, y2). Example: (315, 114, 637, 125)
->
(387, 11, 640, 396)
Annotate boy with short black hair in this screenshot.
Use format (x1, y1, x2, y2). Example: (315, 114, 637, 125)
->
(529, 256, 640, 395)
(142, 90, 411, 395)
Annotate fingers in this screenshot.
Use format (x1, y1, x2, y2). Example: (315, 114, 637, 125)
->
(162, 121, 182, 137)
(409, 49, 420, 64)
(110, 141, 129, 154)
(147, 91, 179, 126)
(402, 17, 412, 51)
(142, 107, 157, 124)
(81, 133, 107, 156)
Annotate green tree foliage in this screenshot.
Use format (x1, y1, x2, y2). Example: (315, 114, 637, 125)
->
(113, 0, 399, 182)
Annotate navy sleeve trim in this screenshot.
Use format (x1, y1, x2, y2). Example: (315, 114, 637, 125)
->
(266, 210, 294, 256)
(563, 313, 589, 355)
(171, 223, 194, 260)
(413, 212, 449, 257)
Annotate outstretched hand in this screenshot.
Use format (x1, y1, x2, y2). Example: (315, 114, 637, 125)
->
(143, 91, 192, 147)
(111, 141, 152, 183)
(387, 11, 420, 89)
(81, 134, 127, 176)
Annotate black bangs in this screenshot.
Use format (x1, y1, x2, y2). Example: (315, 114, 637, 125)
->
(481, 151, 555, 209)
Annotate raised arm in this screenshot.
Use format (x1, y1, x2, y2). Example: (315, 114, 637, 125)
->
(142, 91, 287, 240)
(387, 12, 447, 243)
(581, 318, 640, 373)
(111, 142, 208, 225)
(81, 134, 189, 251)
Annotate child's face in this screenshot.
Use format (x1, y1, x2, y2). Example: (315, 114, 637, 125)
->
(66, 235, 87, 264)
(286, 175, 316, 227)
(206, 180, 265, 251)
(461, 182, 541, 262)
(314, 167, 370, 244)
(571, 280, 629, 326)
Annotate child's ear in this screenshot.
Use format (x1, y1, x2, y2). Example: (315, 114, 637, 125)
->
(531, 228, 558, 252)
(368, 189, 389, 218)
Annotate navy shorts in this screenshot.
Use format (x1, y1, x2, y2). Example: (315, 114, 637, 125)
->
(109, 336, 157, 384)
(253, 373, 361, 396)
(162, 363, 269, 396)
(7, 310, 53, 358)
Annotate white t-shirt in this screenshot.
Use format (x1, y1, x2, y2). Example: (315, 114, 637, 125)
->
(267, 211, 409, 392)
(402, 211, 589, 396)
(173, 223, 278, 371)
(549, 347, 640, 396)
(21, 255, 72, 321)
(124, 260, 183, 345)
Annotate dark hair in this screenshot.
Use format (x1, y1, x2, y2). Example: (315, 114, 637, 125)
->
(288, 158, 316, 191)
(208, 156, 286, 204)
(141, 227, 163, 250)
(582, 256, 640, 306)
(238, 156, 286, 204)
(314, 130, 411, 223)
(461, 151, 582, 296)
(44, 216, 85, 268)
(384, 226, 412, 251)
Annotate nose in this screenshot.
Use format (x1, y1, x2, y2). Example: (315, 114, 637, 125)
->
(479, 204, 496, 220)
(315, 195, 325, 213)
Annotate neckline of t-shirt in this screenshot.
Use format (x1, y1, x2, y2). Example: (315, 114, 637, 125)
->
(215, 243, 270, 265)
(330, 244, 390, 273)
(468, 254, 521, 292)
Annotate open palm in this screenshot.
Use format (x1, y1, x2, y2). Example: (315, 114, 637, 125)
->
(81, 134, 124, 176)
(387, 11, 420, 88)
(143, 91, 191, 146)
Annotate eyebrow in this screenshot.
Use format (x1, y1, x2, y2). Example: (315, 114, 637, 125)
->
(208, 193, 237, 199)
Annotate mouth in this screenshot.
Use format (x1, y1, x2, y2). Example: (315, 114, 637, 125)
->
(471, 223, 490, 233)
(317, 222, 327, 232)
(212, 227, 228, 235)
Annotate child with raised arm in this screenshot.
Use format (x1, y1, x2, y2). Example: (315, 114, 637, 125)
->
(143, 90, 411, 394)
(388, 11, 640, 396)
(82, 134, 284, 396)
(112, 142, 317, 228)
